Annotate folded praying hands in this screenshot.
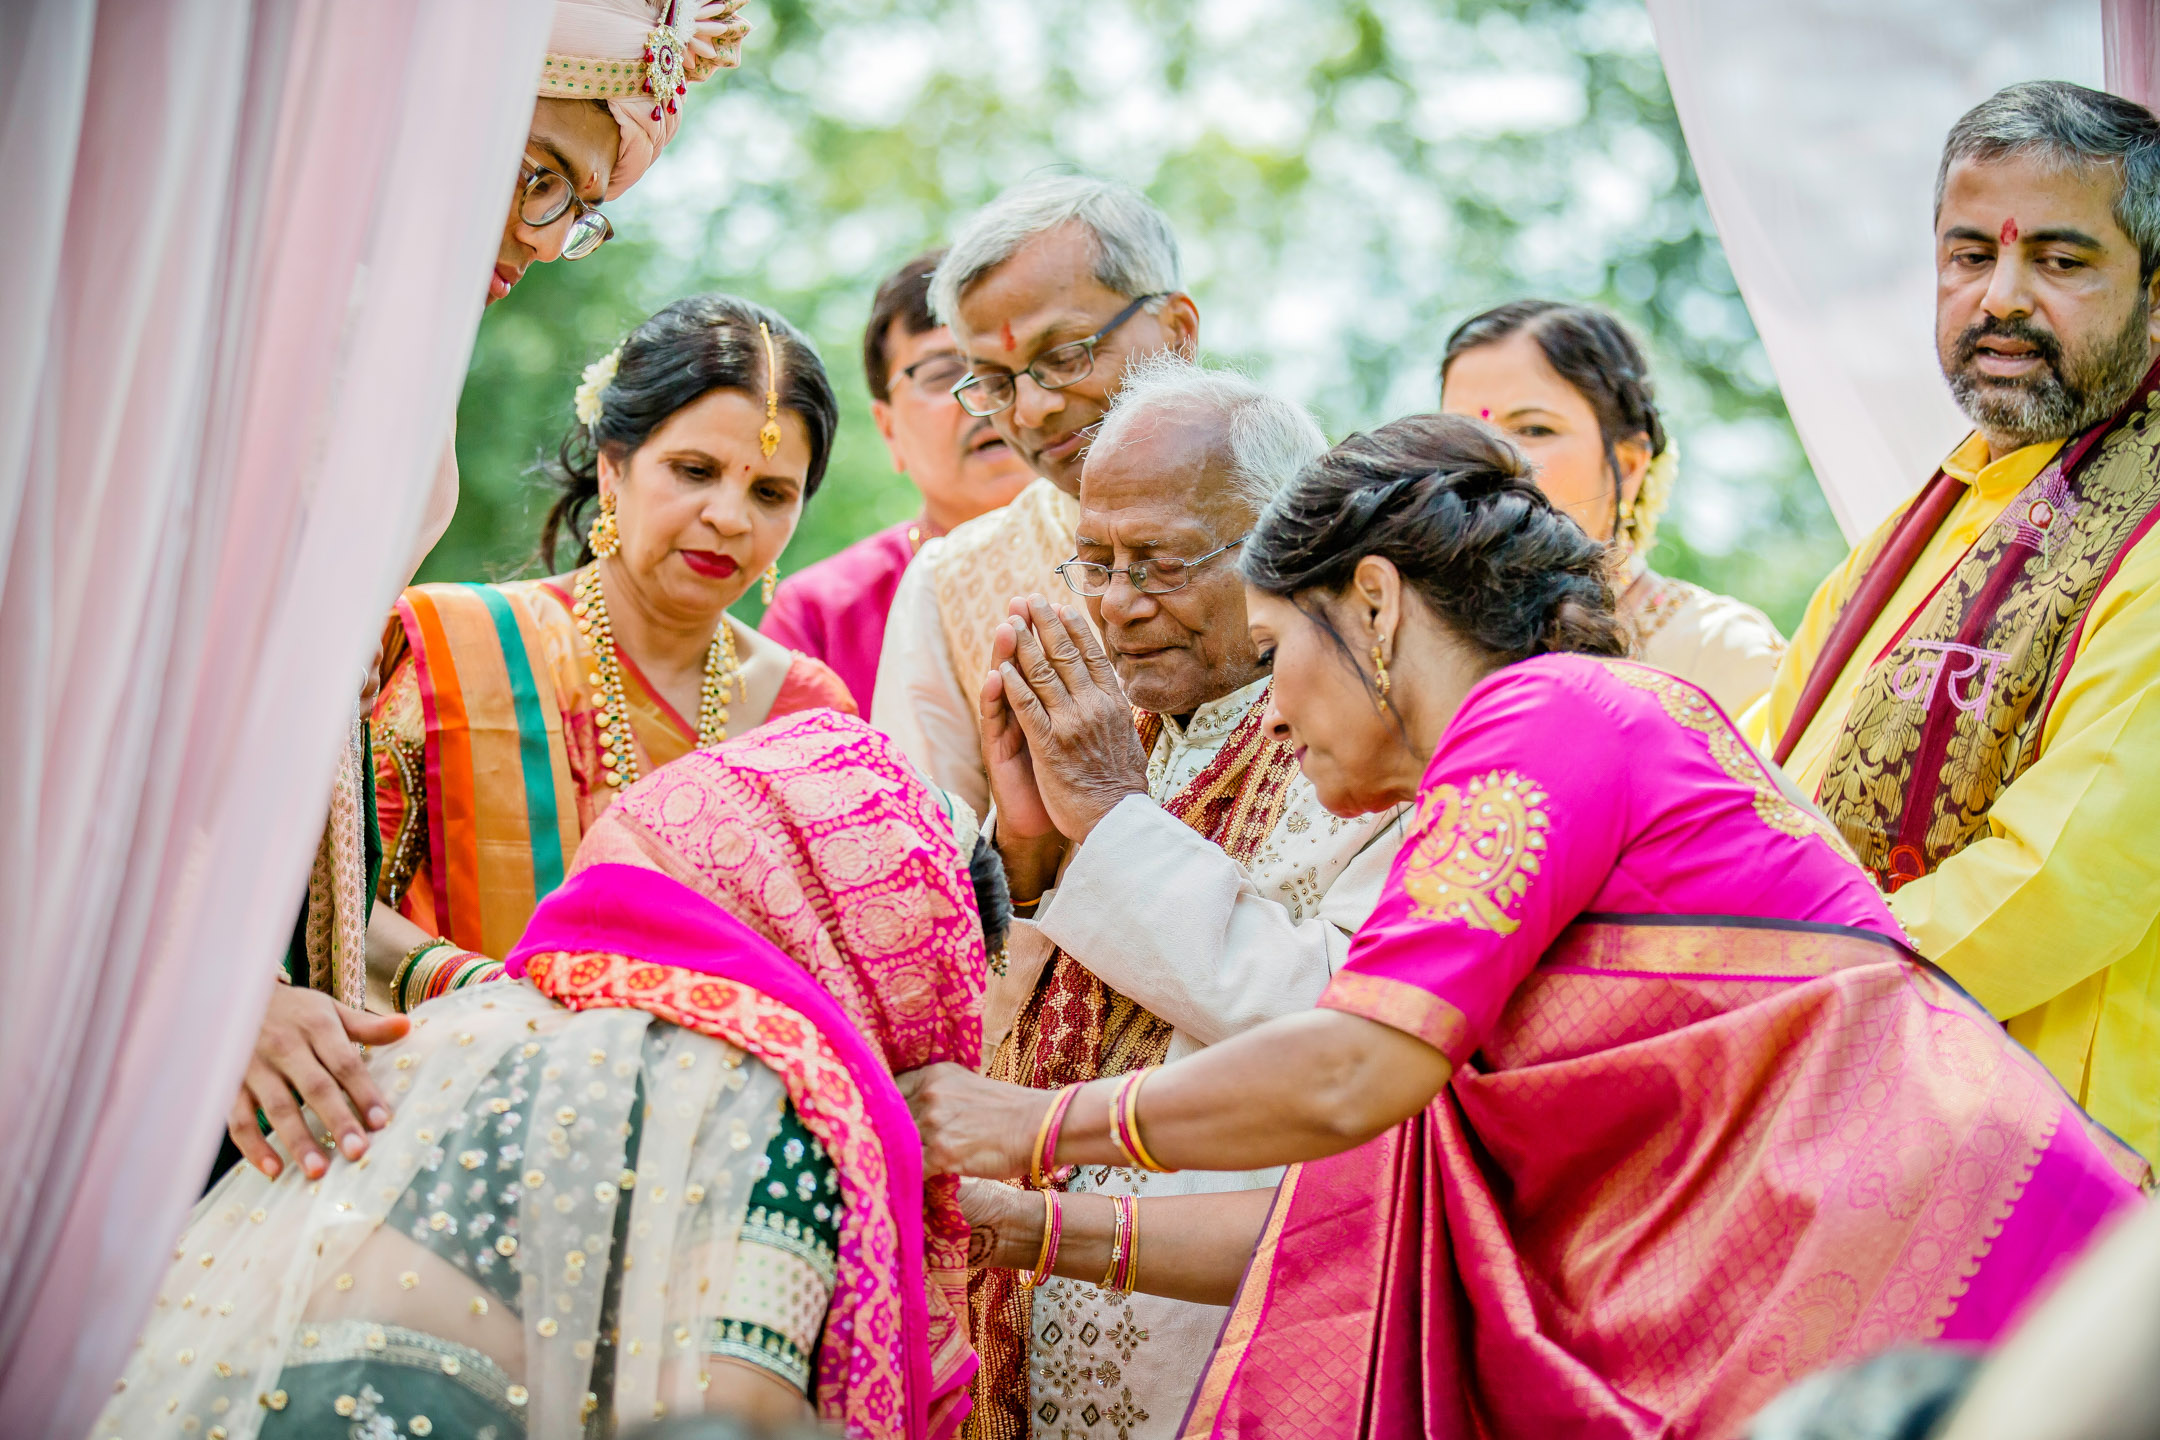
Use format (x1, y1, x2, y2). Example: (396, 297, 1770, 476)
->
(978, 594, 1151, 893)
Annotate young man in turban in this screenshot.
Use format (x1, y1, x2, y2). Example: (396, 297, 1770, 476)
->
(224, 0, 750, 1188)
(1750, 80, 2160, 1162)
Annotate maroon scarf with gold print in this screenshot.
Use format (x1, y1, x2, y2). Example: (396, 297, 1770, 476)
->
(966, 689, 1301, 1439)
(1812, 360, 2160, 889)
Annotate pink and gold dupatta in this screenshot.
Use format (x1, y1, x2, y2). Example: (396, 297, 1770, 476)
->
(508, 710, 983, 1440)
(1182, 916, 2147, 1440)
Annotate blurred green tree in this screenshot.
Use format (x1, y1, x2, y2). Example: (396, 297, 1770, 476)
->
(428, 0, 1846, 633)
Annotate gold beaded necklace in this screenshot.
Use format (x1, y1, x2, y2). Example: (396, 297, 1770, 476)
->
(572, 562, 742, 790)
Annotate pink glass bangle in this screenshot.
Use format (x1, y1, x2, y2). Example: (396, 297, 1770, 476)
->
(1021, 1189, 1062, 1289)
(1101, 1193, 1137, 1293)
(1032, 1082, 1083, 1188)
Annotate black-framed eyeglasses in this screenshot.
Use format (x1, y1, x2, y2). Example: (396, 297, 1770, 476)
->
(519, 161, 613, 260)
(952, 292, 1168, 418)
(897, 351, 969, 394)
(1056, 535, 1246, 597)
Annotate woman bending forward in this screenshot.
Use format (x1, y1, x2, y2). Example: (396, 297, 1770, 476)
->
(908, 415, 2144, 1440)
(104, 711, 995, 1438)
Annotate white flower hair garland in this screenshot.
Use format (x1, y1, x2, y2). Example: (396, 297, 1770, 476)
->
(574, 345, 623, 430)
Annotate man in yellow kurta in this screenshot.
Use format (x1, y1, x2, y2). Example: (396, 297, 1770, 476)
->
(1747, 80, 2160, 1161)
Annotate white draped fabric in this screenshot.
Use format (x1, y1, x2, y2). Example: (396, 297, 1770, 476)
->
(1647, 0, 2128, 541)
(0, 1, 549, 1430)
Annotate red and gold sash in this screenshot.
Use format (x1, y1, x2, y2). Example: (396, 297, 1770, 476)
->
(1811, 363, 2160, 890)
(967, 689, 1300, 1439)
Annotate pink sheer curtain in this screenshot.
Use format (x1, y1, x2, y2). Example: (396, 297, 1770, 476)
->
(0, 0, 549, 1430)
(1647, 0, 2125, 541)
(2106, 0, 2160, 108)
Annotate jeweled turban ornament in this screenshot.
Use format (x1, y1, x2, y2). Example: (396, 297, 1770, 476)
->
(536, 0, 750, 200)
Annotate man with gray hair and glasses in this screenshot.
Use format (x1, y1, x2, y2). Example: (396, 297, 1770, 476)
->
(872, 175, 1200, 814)
(1749, 79, 2160, 1163)
(940, 352, 1410, 1440)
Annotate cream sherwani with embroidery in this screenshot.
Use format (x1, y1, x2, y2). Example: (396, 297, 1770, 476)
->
(985, 676, 1410, 1440)
(873, 477, 1082, 816)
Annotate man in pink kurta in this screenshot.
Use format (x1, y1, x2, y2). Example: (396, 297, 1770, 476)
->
(762, 249, 1033, 709)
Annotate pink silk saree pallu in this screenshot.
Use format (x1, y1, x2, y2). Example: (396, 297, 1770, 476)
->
(1181, 917, 2147, 1440)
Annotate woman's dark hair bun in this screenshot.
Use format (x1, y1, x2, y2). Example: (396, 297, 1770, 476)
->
(1241, 412, 1627, 666)
(536, 294, 839, 571)
(968, 831, 1012, 958)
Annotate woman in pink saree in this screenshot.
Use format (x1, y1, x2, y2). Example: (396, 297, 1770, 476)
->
(101, 711, 988, 1440)
(906, 415, 2147, 1440)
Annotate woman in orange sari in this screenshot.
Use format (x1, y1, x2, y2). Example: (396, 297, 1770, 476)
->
(906, 416, 2146, 1439)
(366, 294, 854, 1007)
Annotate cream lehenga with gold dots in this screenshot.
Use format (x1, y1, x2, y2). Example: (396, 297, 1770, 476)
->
(101, 711, 992, 1440)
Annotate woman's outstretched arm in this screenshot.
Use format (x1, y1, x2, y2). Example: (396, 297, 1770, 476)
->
(902, 1008, 1451, 1182)
(963, 1181, 1278, 1308)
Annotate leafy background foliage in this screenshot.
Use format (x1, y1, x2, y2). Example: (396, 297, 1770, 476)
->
(429, 0, 1847, 632)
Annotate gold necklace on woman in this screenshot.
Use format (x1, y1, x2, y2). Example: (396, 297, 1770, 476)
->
(572, 562, 742, 790)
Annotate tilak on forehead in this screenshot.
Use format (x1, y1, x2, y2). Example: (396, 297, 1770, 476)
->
(1001, 320, 1016, 351)
(2001, 217, 2020, 245)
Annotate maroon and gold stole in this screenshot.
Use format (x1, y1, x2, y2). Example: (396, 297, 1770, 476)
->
(1805, 360, 2160, 890)
(966, 691, 1301, 1440)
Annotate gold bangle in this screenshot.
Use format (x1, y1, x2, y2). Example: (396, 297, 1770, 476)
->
(393, 938, 451, 1013)
(1123, 1068, 1169, 1174)
(1101, 1193, 1134, 1292)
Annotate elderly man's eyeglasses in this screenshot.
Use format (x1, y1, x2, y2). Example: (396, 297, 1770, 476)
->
(519, 162, 613, 260)
(952, 292, 1168, 418)
(1056, 536, 1246, 597)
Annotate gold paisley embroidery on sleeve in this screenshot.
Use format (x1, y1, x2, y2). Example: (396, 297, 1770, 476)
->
(1596, 659, 1858, 864)
(1402, 769, 1551, 934)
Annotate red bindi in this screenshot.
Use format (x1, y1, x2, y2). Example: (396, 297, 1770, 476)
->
(1480, 408, 1491, 420)
(1000, 320, 1015, 351)
(2000, 218, 2019, 245)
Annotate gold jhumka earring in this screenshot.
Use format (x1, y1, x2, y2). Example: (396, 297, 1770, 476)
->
(763, 564, 779, 604)
(1371, 639, 1392, 713)
(589, 490, 621, 559)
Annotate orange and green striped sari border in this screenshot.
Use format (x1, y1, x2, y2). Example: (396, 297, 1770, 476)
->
(400, 589, 480, 947)
(398, 584, 581, 956)
(474, 584, 569, 900)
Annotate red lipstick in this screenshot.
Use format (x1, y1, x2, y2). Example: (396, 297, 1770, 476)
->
(679, 550, 739, 579)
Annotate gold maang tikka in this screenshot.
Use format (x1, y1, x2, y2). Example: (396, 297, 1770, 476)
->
(757, 320, 782, 459)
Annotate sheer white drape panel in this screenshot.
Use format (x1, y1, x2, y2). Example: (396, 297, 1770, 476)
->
(0, 0, 549, 1430)
(1647, 0, 2103, 541)
(2106, 0, 2160, 108)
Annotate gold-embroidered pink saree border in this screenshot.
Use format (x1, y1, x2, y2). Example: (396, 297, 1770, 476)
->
(1319, 971, 1473, 1060)
(1180, 918, 2146, 1439)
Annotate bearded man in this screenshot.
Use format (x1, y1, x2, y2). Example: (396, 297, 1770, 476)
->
(961, 354, 1409, 1440)
(1750, 80, 2160, 1161)
(872, 176, 1199, 814)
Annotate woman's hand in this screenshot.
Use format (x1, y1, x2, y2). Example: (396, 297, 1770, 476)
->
(898, 1062, 1050, 1180)
(960, 1179, 1046, 1270)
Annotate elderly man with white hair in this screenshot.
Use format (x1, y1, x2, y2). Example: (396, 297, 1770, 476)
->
(872, 175, 1199, 814)
(954, 353, 1410, 1440)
